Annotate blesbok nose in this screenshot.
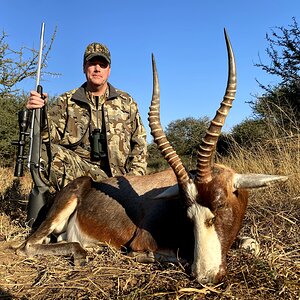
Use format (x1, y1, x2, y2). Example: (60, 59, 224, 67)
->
(192, 265, 227, 284)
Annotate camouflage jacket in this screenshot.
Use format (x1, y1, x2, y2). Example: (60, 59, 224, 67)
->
(44, 83, 148, 176)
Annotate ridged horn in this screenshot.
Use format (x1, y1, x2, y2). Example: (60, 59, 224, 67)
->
(148, 54, 190, 186)
(196, 29, 237, 184)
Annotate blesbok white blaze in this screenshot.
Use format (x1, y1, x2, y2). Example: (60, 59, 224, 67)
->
(187, 203, 222, 283)
(16, 29, 288, 284)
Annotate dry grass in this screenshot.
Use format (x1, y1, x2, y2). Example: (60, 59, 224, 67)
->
(0, 167, 32, 225)
(219, 135, 299, 198)
(0, 138, 299, 299)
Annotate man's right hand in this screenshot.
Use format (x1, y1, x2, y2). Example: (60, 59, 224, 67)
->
(26, 90, 48, 109)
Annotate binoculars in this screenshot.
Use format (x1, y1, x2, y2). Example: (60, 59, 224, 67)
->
(90, 128, 107, 160)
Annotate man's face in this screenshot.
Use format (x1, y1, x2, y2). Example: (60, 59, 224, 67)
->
(84, 56, 111, 87)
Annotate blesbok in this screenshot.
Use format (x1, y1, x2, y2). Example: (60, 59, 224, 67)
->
(16, 30, 288, 284)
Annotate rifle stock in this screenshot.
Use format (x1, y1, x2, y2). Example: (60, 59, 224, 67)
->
(27, 85, 49, 227)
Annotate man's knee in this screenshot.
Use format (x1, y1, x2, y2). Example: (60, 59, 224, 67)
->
(41, 144, 80, 189)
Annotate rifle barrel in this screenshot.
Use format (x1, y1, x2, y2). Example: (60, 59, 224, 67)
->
(35, 22, 45, 89)
(28, 22, 45, 168)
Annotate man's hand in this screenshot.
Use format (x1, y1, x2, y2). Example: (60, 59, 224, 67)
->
(26, 90, 48, 109)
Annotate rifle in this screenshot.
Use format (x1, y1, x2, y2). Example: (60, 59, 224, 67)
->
(12, 23, 49, 227)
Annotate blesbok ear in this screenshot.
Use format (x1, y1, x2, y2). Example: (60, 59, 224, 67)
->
(233, 174, 288, 190)
(154, 184, 179, 199)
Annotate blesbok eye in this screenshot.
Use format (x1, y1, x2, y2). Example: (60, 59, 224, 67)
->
(233, 189, 239, 197)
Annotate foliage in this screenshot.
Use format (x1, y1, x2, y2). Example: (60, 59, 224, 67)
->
(230, 118, 267, 148)
(147, 142, 168, 172)
(250, 17, 300, 138)
(165, 116, 209, 156)
(147, 117, 209, 171)
(255, 17, 300, 86)
(252, 84, 300, 136)
(0, 94, 27, 166)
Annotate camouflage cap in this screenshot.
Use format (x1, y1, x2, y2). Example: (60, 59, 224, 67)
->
(83, 42, 111, 65)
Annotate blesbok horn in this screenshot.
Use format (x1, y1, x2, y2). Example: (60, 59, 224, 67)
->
(148, 54, 190, 186)
(196, 28, 237, 184)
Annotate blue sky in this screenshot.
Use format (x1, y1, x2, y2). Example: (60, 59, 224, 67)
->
(2, 1, 300, 141)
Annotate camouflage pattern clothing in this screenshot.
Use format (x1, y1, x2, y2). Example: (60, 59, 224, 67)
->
(41, 82, 147, 190)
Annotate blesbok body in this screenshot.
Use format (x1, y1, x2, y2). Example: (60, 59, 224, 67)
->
(17, 30, 288, 284)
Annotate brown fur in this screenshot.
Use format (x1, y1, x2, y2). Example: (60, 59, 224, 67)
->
(197, 165, 248, 254)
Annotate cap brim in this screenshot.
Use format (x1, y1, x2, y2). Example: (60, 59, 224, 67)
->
(85, 53, 110, 64)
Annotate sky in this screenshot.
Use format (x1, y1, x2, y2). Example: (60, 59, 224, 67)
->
(2, 0, 300, 142)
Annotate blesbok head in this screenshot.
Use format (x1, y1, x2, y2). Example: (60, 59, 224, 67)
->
(148, 29, 288, 283)
(16, 29, 288, 286)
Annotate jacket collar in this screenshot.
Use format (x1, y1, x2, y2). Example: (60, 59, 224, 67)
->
(72, 82, 119, 103)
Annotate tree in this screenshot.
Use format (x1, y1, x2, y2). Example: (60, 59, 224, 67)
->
(255, 17, 300, 86)
(0, 29, 57, 97)
(147, 142, 168, 172)
(251, 17, 300, 137)
(230, 118, 266, 148)
(165, 116, 210, 157)
(253, 84, 300, 136)
(147, 117, 209, 171)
